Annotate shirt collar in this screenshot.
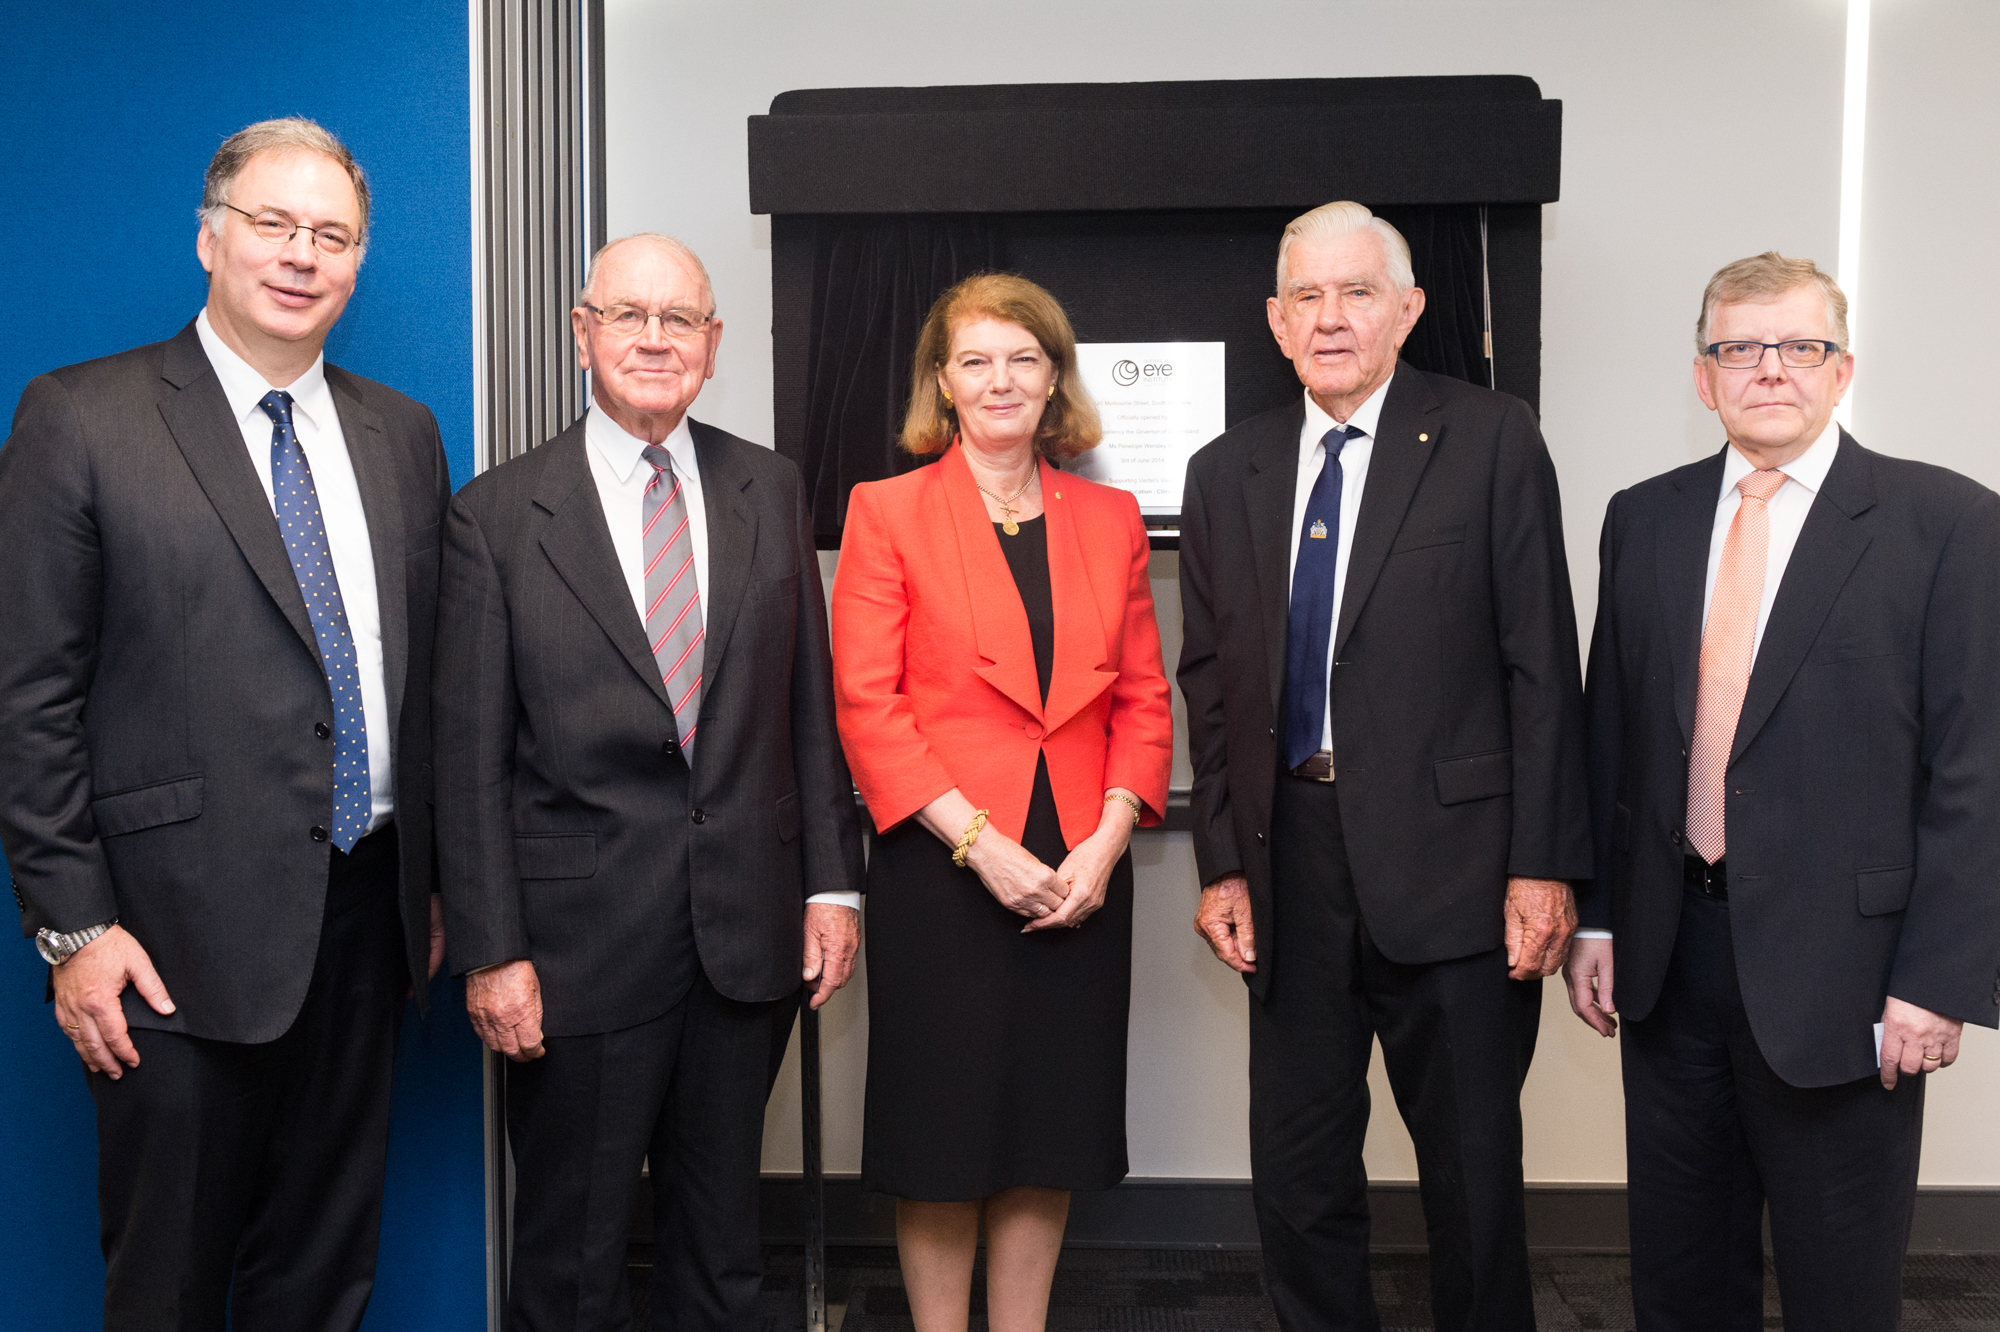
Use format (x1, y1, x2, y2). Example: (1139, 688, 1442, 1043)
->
(586, 404, 697, 485)
(1719, 414, 1841, 499)
(194, 308, 333, 433)
(1302, 372, 1394, 449)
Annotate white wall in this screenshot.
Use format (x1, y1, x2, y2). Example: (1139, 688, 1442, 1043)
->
(605, 0, 1999, 1187)
(1851, 0, 2000, 1187)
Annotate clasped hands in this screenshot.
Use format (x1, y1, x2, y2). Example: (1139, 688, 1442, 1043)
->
(961, 821, 1126, 932)
(1195, 873, 1579, 982)
(917, 787, 1134, 933)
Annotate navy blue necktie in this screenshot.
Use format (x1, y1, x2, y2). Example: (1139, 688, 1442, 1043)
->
(261, 390, 372, 852)
(1283, 425, 1355, 771)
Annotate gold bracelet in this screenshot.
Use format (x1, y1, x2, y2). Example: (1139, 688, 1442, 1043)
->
(952, 809, 990, 868)
(1105, 791, 1142, 826)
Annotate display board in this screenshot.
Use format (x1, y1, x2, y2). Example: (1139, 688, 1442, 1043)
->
(1068, 342, 1227, 515)
(748, 76, 1562, 545)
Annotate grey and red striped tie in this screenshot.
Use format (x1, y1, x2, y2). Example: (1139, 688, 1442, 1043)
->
(641, 445, 704, 751)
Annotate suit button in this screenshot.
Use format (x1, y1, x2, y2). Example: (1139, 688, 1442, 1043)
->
(1268, 728, 1275, 738)
(1025, 723, 1043, 741)
(315, 722, 331, 739)
(1255, 832, 1266, 845)
(690, 809, 706, 825)
(662, 738, 680, 757)
(1671, 829, 1683, 847)
(310, 825, 328, 842)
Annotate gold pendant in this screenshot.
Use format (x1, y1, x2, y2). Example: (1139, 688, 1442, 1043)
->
(1002, 518, 1020, 536)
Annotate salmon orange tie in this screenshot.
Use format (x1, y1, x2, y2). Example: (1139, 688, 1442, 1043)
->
(1686, 468, 1788, 864)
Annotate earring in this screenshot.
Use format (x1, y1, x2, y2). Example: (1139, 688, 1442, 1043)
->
(1046, 384, 1056, 400)
(942, 389, 953, 407)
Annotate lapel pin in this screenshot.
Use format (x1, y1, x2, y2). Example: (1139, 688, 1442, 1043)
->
(1418, 433, 1429, 442)
(1054, 491, 1062, 499)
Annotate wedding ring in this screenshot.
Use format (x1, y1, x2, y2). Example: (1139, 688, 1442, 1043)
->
(1922, 1052, 1942, 1063)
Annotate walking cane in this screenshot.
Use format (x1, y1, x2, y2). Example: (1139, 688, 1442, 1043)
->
(802, 1000, 828, 1332)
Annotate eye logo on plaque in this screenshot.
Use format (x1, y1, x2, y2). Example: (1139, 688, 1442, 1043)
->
(1070, 342, 1226, 517)
(1309, 519, 1329, 540)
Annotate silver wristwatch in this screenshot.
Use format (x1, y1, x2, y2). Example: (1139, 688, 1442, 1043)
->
(35, 921, 115, 966)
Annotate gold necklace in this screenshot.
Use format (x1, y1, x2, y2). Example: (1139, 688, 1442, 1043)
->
(974, 471, 1037, 535)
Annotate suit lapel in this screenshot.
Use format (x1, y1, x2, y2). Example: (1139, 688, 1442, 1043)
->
(156, 323, 322, 666)
(1243, 402, 1303, 716)
(1659, 450, 1727, 746)
(328, 368, 408, 744)
(1040, 457, 1116, 736)
(690, 421, 759, 689)
(1731, 434, 1875, 763)
(534, 423, 674, 714)
(942, 446, 1045, 720)
(1333, 365, 1439, 659)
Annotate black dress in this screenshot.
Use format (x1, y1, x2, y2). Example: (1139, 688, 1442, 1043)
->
(861, 515, 1136, 1200)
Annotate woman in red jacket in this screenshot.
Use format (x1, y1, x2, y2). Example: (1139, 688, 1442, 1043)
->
(832, 273, 1173, 1332)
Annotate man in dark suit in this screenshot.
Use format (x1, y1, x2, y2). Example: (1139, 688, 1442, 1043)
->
(435, 232, 865, 1330)
(1565, 252, 2000, 1331)
(0, 119, 449, 1331)
(1178, 201, 1592, 1332)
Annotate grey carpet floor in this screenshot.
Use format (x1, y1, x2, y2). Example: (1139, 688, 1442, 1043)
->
(627, 1246, 2000, 1330)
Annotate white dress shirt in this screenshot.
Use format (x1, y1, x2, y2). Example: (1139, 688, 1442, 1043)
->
(1701, 416, 1841, 657)
(1286, 376, 1392, 757)
(585, 406, 710, 627)
(584, 405, 860, 912)
(1575, 416, 1842, 942)
(196, 310, 392, 832)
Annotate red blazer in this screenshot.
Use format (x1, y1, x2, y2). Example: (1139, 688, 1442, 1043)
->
(832, 445, 1173, 849)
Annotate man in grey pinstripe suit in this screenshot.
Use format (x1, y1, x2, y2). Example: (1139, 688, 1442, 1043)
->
(434, 233, 864, 1331)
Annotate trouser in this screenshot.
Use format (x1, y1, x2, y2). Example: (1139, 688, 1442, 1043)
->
(1251, 775, 1541, 1332)
(1623, 887, 1925, 1332)
(91, 824, 407, 1332)
(503, 969, 799, 1332)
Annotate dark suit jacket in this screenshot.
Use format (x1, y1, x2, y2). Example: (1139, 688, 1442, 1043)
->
(0, 321, 451, 1043)
(1178, 364, 1592, 997)
(433, 417, 864, 1037)
(1581, 432, 2000, 1086)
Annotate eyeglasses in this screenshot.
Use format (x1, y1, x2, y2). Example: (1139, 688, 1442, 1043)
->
(1705, 339, 1841, 370)
(584, 304, 715, 340)
(222, 203, 357, 257)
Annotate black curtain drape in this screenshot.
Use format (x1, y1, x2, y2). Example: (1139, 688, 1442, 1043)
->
(1377, 204, 1489, 390)
(791, 205, 1487, 545)
(799, 216, 1000, 544)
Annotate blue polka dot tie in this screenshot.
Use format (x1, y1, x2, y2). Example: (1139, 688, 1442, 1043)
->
(261, 390, 371, 852)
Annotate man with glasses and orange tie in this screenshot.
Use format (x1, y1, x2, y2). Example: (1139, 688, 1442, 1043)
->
(0, 118, 451, 1330)
(1567, 252, 2000, 1330)
(433, 232, 863, 1330)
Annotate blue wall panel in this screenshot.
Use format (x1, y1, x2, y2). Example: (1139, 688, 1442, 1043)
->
(1, 4, 485, 1327)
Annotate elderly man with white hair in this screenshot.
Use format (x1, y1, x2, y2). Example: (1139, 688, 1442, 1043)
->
(434, 232, 864, 1330)
(1177, 201, 1592, 1331)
